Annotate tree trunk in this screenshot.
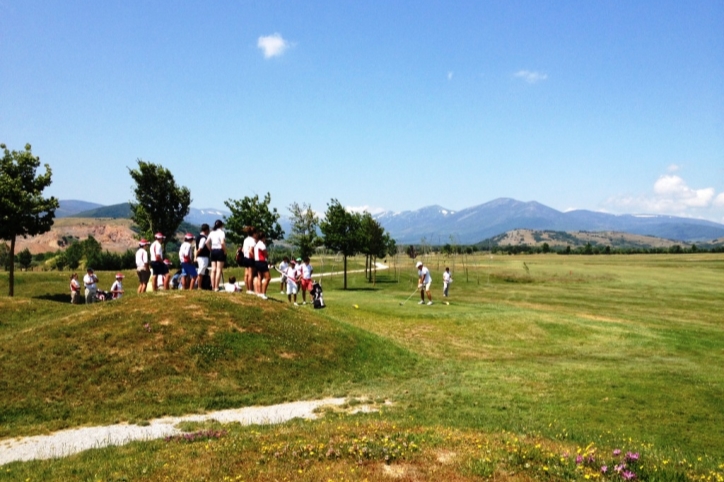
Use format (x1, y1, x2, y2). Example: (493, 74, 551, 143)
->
(8, 235, 16, 297)
(343, 255, 348, 290)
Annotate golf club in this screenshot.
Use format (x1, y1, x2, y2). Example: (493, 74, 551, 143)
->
(399, 286, 421, 306)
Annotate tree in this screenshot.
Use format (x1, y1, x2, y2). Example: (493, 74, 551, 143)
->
(129, 160, 191, 244)
(0, 143, 59, 296)
(224, 193, 284, 245)
(17, 248, 32, 270)
(359, 213, 390, 283)
(320, 199, 362, 290)
(0, 242, 10, 271)
(541, 242, 550, 253)
(288, 202, 320, 259)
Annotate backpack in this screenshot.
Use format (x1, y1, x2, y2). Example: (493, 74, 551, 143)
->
(235, 246, 244, 267)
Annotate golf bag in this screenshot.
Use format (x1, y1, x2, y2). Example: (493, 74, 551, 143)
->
(95, 290, 112, 302)
(310, 282, 325, 309)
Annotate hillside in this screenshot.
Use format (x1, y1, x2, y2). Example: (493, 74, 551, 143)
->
(482, 229, 689, 249)
(74, 202, 132, 218)
(13, 218, 139, 254)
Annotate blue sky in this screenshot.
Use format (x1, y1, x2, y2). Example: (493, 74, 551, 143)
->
(2, 1, 723, 222)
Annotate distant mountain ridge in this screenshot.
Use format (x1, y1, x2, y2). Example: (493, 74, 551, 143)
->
(374, 198, 724, 244)
(57, 198, 724, 244)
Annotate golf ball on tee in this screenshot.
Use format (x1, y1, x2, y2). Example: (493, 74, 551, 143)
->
(354, 304, 359, 309)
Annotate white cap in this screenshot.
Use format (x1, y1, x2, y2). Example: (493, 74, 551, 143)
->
(416, 261, 422, 268)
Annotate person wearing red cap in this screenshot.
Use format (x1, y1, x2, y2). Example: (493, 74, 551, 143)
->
(136, 239, 150, 293)
(179, 233, 198, 290)
(110, 273, 125, 299)
(150, 233, 169, 291)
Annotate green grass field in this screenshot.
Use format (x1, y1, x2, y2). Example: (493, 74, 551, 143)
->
(1, 253, 722, 481)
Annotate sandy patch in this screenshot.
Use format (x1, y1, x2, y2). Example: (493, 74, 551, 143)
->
(0, 398, 350, 466)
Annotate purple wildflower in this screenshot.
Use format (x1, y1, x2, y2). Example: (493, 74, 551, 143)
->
(626, 452, 640, 462)
(576, 455, 584, 465)
(622, 470, 637, 480)
(613, 449, 622, 456)
(614, 464, 626, 473)
(601, 465, 608, 473)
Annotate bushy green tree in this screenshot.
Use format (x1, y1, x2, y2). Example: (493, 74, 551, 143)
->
(17, 248, 32, 270)
(320, 199, 362, 290)
(359, 213, 391, 282)
(224, 193, 284, 245)
(129, 160, 191, 244)
(288, 202, 320, 259)
(0, 143, 59, 296)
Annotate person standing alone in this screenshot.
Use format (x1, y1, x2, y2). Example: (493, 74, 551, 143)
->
(442, 267, 453, 298)
(416, 261, 433, 305)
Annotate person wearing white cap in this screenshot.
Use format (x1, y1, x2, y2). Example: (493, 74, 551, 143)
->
(179, 233, 198, 290)
(110, 273, 125, 300)
(442, 267, 453, 297)
(136, 238, 150, 293)
(83, 267, 99, 304)
(150, 233, 169, 291)
(416, 261, 433, 305)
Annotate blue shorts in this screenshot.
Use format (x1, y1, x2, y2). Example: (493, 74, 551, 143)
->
(181, 262, 198, 278)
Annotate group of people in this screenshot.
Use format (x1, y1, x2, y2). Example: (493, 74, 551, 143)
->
(69, 268, 124, 304)
(416, 261, 454, 305)
(275, 255, 315, 305)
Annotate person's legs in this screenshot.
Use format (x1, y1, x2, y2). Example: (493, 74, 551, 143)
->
(261, 271, 270, 294)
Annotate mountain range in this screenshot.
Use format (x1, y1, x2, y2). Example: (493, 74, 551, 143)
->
(56, 198, 724, 245)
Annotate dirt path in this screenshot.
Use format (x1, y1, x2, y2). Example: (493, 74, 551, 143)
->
(0, 398, 350, 465)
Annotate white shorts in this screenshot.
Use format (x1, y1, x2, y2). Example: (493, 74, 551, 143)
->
(423, 281, 431, 291)
(197, 257, 209, 276)
(286, 281, 298, 295)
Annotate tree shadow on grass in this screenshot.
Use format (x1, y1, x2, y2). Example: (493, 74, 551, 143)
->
(34, 293, 71, 303)
(340, 287, 379, 292)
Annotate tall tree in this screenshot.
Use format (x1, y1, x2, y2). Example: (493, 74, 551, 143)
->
(359, 213, 390, 283)
(17, 248, 33, 271)
(288, 202, 320, 259)
(224, 193, 284, 245)
(320, 199, 362, 289)
(0, 143, 59, 296)
(128, 160, 191, 245)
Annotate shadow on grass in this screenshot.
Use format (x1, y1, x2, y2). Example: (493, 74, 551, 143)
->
(339, 287, 379, 292)
(34, 293, 72, 303)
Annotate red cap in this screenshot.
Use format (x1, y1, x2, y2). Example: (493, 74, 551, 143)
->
(163, 258, 171, 265)
(139, 238, 149, 246)
(115, 273, 124, 279)
(154, 232, 165, 239)
(184, 232, 194, 240)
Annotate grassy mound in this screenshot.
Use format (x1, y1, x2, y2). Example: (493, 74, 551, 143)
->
(0, 287, 418, 437)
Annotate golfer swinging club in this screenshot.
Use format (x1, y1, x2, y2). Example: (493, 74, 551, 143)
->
(416, 261, 433, 305)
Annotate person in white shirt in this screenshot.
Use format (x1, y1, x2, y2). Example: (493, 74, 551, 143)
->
(242, 226, 257, 294)
(110, 273, 125, 300)
(276, 256, 290, 294)
(299, 256, 314, 305)
(150, 233, 169, 291)
(136, 239, 150, 293)
(179, 233, 198, 290)
(223, 276, 242, 293)
(83, 267, 99, 304)
(442, 267, 453, 297)
(69, 273, 81, 304)
(285, 259, 300, 305)
(206, 219, 227, 292)
(254, 232, 270, 299)
(416, 261, 433, 305)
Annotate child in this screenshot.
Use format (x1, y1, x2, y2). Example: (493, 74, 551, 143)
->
(442, 267, 453, 297)
(277, 256, 290, 294)
(111, 273, 125, 299)
(285, 259, 299, 305)
(70, 273, 81, 304)
(179, 233, 198, 290)
(223, 276, 242, 292)
(299, 257, 314, 305)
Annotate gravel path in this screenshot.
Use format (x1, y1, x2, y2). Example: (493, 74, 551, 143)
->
(0, 398, 346, 466)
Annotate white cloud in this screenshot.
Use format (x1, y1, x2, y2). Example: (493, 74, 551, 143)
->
(257, 33, 289, 58)
(606, 174, 721, 217)
(345, 205, 386, 215)
(514, 70, 547, 84)
(666, 163, 681, 172)
(447, 71, 453, 81)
